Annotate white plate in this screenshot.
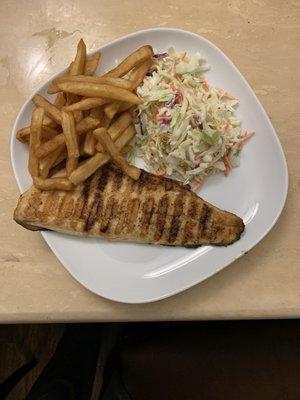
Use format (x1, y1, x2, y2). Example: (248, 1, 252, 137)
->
(11, 28, 288, 304)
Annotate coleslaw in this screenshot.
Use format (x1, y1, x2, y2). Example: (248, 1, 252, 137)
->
(132, 48, 254, 190)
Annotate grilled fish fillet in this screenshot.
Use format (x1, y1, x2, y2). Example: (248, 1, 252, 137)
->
(14, 163, 244, 247)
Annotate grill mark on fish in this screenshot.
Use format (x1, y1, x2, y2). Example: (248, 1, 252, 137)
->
(136, 170, 147, 192)
(209, 224, 223, 242)
(168, 194, 185, 243)
(84, 166, 111, 231)
(140, 197, 155, 238)
(154, 194, 169, 241)
(80, 174, 94, 220)
(111, 167, 123, 191)
(182, 198, 198, 245)
(145, 175, 160, 192)
(164, 180, 174, 191)
(198, 203, 212, 239)
(127, 198, 140, 233)
(100, 195, 116, 233)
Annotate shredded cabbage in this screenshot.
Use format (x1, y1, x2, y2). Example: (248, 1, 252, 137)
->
(133, 48, 254, 189)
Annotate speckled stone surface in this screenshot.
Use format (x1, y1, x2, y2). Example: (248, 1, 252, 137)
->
(1, 0, 299, 322)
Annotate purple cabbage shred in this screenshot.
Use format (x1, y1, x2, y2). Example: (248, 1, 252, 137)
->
(193, 115, 203, 129)
(153, 52, 168, 60)
(165, 96, 176, 108)
(160, 119, 170, 127)
(138, 115, 144, 136)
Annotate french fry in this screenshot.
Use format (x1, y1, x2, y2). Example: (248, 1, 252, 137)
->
(63, 97, 110, 112)
(43, 115, 58, 127)
(61, 112, 78, 157)
(102, 59, 151, 120)
(32, 94, 62, 124)
(33, 177, 74, 191)
(65, 93, 83, 122)
(104, 102, 121, 120)
(73, 109, 83, 123)
(28, 108, 44, 177)
(66, 157, 78, 176)
(53, 148, 67, 168)
(84, 52, 101, 76)
(97, 128, 140, 180)
(104, 101, 134, 119)
(17, 126, 31, 143)
(54, 92, 66, 109)
(36, 135, 65, 158)
(47, 62, 73, 94)
(101, 114, 112, 129)
(41, 126, 60, 139)
(129, 58, 152, 89)
(54, 75, 133, 90)
(69, 124, 136, 185)
(118, 102, 133, 114)
(36, 117, 100, 159)
(83, 132, 96, 155)
(95, 111, 132, 152)
(69, 39, 86, 76)
(67, 39, 87, 105)
(51, 168, 67, 178)
(17, 126, 59, 143)
(55, 82, 142, 105)
(104, 58, 152, 118)
(102, 59, 150, 120)
(104, 45, 153, 78)
(102, 60, 150, 119)
(39, 144, 65, 178)
(76, 116, 101, 132)
(61, 111, 79, 175)
(89, 106, 103, 120)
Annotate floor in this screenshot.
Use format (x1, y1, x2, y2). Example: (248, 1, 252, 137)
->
(1, 321, 300, 400)
(0, 324, 64, 400)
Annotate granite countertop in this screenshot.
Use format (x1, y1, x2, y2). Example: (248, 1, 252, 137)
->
(1, 0, 299, 322)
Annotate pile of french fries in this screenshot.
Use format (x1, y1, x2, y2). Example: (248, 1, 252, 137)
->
(17, 39, 153, 190)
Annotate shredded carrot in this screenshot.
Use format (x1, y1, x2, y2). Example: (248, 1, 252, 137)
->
(157, 114, 172, 121)
(151, 110, 158, 120)
(183, 79, 193, 89)
(171, 60, 176, 74)
(238, 131, 255, 149)
(155, 168, 166, 176)
(193, 178, 206, 191)
(222, 154, 232, 176)
(224, 92, 236, 100)
(220, 124, 227, 134)
(219, 121, 232, 134)
(216, 87, 236, 100)
(159, 134, 170, 141)
(179, 51, 187, 60)
(202, 81, 210, 92)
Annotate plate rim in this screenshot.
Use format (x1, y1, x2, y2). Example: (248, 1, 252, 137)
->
(10, 27, 289, 303)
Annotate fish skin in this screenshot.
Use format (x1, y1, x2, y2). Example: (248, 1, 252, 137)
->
(13, 164, 244, 247)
